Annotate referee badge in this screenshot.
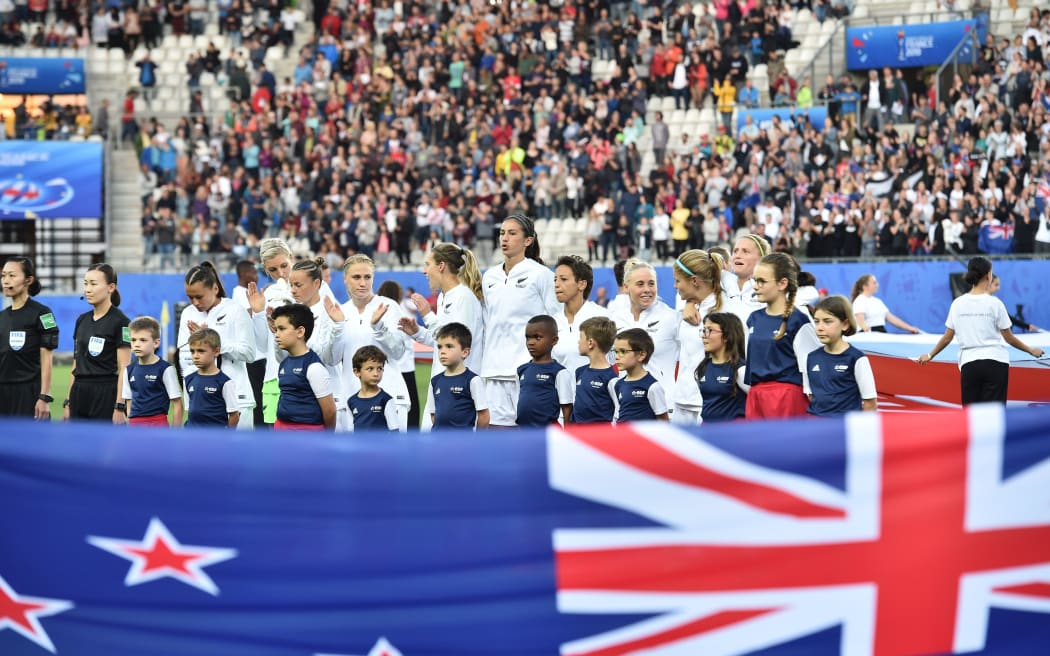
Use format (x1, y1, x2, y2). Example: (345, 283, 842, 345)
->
(88, 336, 105, 357)
(39, 313, 57, 330)
(9, 331, 26, 351)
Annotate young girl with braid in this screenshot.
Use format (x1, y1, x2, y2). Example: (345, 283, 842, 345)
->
(743, 253, 821, 419)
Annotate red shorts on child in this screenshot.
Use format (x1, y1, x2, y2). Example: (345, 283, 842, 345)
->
(128, 414, 170, 427)
(274, 419, 325, 431)
(745, 381, 809, 420)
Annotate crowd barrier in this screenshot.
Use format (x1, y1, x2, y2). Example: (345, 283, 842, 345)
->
(0, 406, 1047, 654)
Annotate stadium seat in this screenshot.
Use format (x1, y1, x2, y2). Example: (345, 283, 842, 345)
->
(661, 96, 675, 113)
(669, 109, 686, 125)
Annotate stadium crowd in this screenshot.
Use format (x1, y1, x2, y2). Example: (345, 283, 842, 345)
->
(4, 1, 1050, 267)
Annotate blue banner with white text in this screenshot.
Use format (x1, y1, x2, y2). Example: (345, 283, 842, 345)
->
(0, 141, 103, 219)
(846, 19, 985, 70)
(0, 407, 1049, 654)
(0, 57, 86, 94)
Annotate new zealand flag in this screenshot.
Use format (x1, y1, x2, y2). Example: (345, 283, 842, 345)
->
(1, 406, 1049, 655)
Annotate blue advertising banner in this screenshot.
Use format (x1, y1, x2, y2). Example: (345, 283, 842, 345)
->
(0, 406, 1049, 655)
(0, 57, 85, 94)
(846, 19, 985, 70)
(0, 141, 103, 219)
(737, 107, 828, 133)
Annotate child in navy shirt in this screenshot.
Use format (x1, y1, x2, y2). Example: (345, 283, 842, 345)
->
(570, 316, 618, 424)
(804, 296, 877, 417)
(122, 316, 183, 427)
(272, 304, 336, 431)
(611, 328, 669, 423)
(516, 315, 574, 427)
(347, 345, 399, 432)
(426, 322, 489, 430)
(696, 312, 749, 423)
(185, 328, 240, 427)
(744, 253, 821, 419)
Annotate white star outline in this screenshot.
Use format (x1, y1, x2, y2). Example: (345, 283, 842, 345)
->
(0, 575, 73, 654)
(86, 517, 238, 596)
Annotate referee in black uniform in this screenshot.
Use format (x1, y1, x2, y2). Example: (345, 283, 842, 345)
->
(64, 264, 131, 423)
(0, 257, 59, 418)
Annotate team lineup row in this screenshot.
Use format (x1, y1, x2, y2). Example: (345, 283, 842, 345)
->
(0, 215, 1043, 427)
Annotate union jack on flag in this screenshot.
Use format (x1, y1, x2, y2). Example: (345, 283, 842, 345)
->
(549, 406, 1050, 655)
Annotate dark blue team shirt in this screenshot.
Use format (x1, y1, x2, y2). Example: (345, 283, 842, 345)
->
(126, 359, 173, 418)
(348, 389, 394, 431)
(570, 365, 617, 423)
(185, 371, 233, 427)
(745, 308, 812, 386)
(431, 369, 481, 429)
(277, 350, 326, 425)
(806, 345, 868, 417)
(516, 360, 567, 427)
(613, 373, 664, 422)
(697, 360, 747, 423)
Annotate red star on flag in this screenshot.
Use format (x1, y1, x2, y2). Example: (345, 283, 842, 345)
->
(0, 574, 73, 654)
(86, 517, 237, 596)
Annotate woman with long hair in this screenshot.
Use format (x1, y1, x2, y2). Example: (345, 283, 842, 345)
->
(398, 242, 485, 430)
(177, 261, 257, 428)
(919, 257, 1045, 404)
(670, 249, 749, 424)
(338, 254, 411, 430)
(480, 214, 561, 427)
(850, 273, 920, 333)
(609, 259, 680, 395)
(285, 257, 352, 430)
(65, 264, 130, 423)
(726, 233, 771, 311)
(0, 257, 59, 418)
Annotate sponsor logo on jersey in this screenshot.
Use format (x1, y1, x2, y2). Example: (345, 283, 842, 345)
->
(811, 364, 821, 372)
(835, 364, 850, 373)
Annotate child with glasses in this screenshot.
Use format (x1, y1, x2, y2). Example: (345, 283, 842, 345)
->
(696, 313, 750, 423)
(611, 328, 669, 423)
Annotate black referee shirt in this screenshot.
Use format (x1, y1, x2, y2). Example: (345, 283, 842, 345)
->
(0, 299, 60, 384)
(72, 306, 130, 379)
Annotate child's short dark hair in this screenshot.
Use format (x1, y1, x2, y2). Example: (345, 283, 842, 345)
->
(435, 322, 472, 349)
(579, 316, 616, 352)
(616, 328, 655, 364)
(271, 303, 315, 342)
(188, 327, 221, 350)
(129, 316, 161, 340)
(526, 314, 558, 335)
(353, 345, 387, 371)
(813, 295, 858, 336)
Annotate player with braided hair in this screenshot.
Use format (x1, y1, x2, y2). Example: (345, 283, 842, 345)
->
(743, 252, 821, 419)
